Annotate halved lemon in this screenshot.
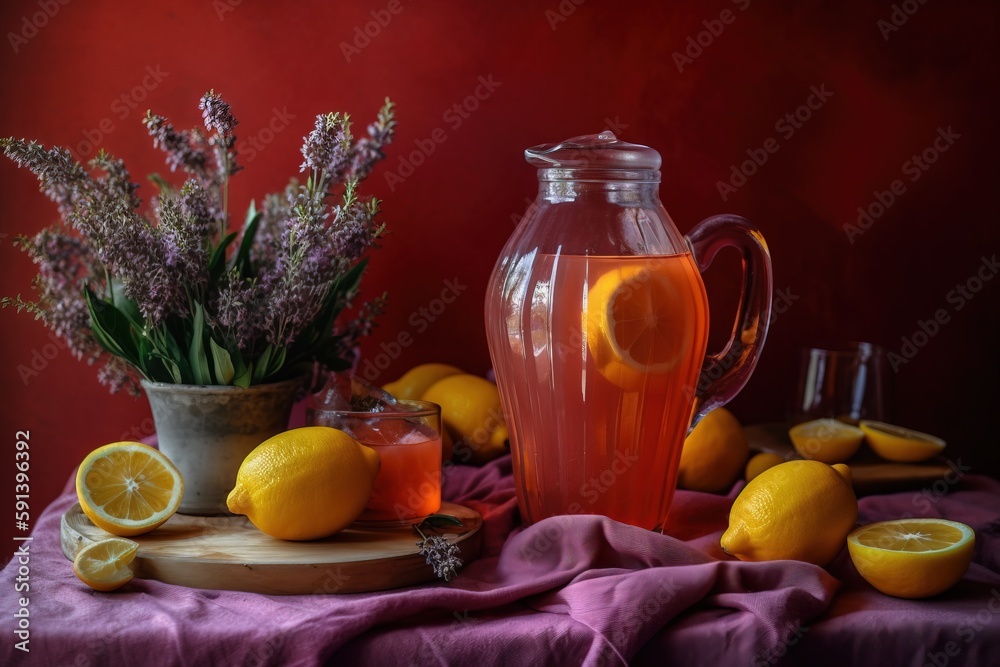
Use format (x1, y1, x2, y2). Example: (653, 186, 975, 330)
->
(858, 420, 945, 462)
(585, 264, 690, 391)
(789, 418, 864, 464)
(73, 537, 138, 592)
(76, 442, 184, 537)
(847, 518, 974, 598)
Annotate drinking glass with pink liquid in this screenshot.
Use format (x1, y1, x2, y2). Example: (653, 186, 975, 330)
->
(485, 132, 773, 531)
(308, 399, 442, 523)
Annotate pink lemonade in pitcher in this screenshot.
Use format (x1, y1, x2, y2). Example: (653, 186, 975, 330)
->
(490, 251, 709, 530)
(486, 132, 772, 532)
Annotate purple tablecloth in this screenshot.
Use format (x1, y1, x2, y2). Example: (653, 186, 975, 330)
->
(4, 455, 1000, 666)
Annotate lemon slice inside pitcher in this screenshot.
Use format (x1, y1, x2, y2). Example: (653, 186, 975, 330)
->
(585, 264, 687, 391)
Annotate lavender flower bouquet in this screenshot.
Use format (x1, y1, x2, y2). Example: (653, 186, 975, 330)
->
(1, 91, 396, 395)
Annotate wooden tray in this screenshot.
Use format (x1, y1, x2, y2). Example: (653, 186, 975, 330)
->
(61, 502, 482, 595)
(745, 423, 953, 495)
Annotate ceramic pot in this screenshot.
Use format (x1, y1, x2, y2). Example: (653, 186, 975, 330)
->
(142, 377, 302, 515)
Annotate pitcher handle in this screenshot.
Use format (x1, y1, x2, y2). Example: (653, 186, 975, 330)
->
(685, 214, 773, 428)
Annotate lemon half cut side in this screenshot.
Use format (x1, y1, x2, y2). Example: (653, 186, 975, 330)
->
(75, 442, 184, 537)
(847, 518, 974, 598)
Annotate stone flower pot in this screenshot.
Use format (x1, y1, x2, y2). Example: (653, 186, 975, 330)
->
(142, 377, 302, 515)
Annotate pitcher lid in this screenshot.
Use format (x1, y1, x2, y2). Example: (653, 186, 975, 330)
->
(525, 131, 661, 171)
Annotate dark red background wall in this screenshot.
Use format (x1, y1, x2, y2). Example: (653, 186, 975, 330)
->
(2, 0, 998, 555)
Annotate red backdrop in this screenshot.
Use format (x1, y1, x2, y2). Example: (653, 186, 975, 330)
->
(2, 0, 998, 555)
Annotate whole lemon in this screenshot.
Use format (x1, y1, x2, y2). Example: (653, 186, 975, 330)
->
(383, 363, 464, 400)
(226, 427, 380, 541)
(744, 451, 785, 483)
(422, 374, 509, 465)
(677, 408, 749, 493)
(721, 460, 858, 566)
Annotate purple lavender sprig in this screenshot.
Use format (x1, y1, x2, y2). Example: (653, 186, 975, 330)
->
(414, 523, 464, 583)
(2, 92, 396, 393)
(351, 98, 396, 182)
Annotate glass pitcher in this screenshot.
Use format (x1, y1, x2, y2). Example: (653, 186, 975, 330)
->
(484, 131, 773, 531)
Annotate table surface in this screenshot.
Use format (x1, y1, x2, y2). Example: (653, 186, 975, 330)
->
(4, 452, 1000, 666)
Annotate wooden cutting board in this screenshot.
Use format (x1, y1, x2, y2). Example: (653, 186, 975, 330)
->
(745, 423, 953, 495)
(61, 502, 482, 595)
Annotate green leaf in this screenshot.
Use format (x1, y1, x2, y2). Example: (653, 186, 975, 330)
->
(147, 173, 174, 196)
(208, 231, 238, 284)
(209, 337, 235, 385)
(421, 514, 464, 528)
(265, 345, 287, 378)
(232, 363, 252, 388)
(85, 287, 140, 367)
(158, 356, 184, 384)
(232, 203, 261, 278)
(252, 344, 273, 383)
(188, 302, 211, 384)
(110, 282, 143, 328)
(157, 325, 194, 383)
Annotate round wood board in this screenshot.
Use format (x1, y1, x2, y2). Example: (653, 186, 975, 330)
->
(61, 502, 482, 595)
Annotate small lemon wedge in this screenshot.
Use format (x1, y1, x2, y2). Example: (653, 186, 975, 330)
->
(73, 538, 138, 592)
